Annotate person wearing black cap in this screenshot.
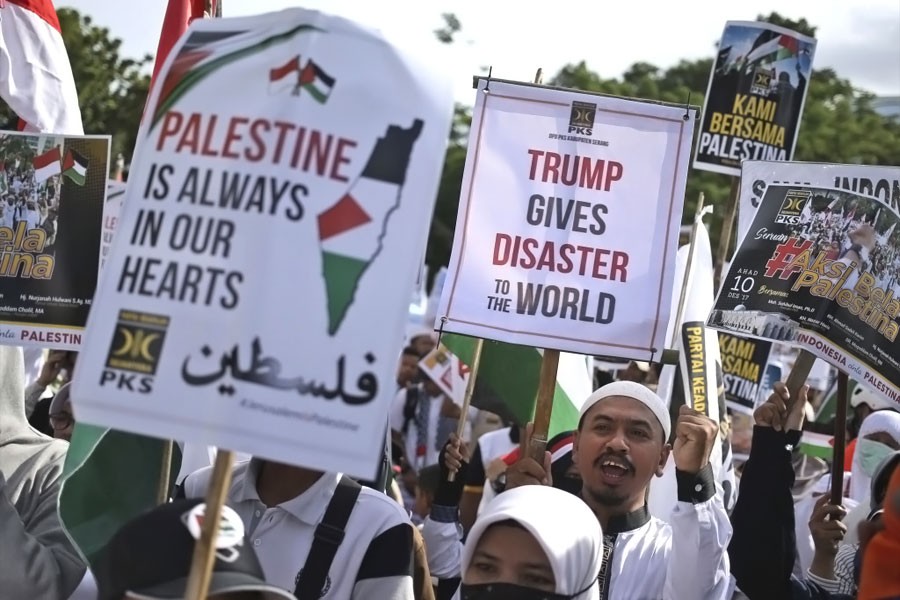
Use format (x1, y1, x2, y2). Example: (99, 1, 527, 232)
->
(94, 498, 295, 600)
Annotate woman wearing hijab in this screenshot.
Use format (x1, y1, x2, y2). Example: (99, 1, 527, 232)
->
(456, 485, 601, 600)
(842, 410, 900, 546)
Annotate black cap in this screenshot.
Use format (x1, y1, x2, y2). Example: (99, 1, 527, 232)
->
(94, 499, 294, 600)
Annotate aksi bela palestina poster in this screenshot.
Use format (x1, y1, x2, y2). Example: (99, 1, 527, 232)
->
(709, 183, 900, 408)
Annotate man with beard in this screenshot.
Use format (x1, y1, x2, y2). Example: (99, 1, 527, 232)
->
(505, 380, 732, 599)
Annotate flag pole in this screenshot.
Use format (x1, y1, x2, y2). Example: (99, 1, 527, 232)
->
(714, 177, 740, 288)
(448, 338, 484, 482)
(667, 193, 708, 355)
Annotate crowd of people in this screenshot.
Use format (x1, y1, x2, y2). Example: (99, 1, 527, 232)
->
(1, 335, 898, 600)
(0, 136, 63, 246)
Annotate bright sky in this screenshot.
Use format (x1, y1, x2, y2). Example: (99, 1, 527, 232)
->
(61, 0, 900, 103)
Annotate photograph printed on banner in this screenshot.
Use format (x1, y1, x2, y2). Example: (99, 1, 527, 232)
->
(0, 131, 110, 348)
(694, 21, 816, 176)
(709, 184, 900, 403)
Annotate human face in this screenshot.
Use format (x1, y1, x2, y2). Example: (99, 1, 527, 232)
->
(396, 355, 419, 388)
(573, 396, 669, 509)
(50, 400, 74, 442)
(464, 523, 555, 592)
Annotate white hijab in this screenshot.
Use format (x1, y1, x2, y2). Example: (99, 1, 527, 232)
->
(459, 486, 602, 600)
(850, 410, 900, 502)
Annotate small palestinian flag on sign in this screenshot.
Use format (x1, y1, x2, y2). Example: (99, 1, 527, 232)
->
(298, 59, 335, 104)
(799, 420, 834, 459)
(62, 149, 89, 186)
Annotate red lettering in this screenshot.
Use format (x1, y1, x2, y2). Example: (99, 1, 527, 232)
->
(245, 119, 269, 162)
(174, 113, 202, 154)
(157, 111, 184, 151)
(527, 149, 543, 180)
(200, 114, 219, 156)
(330, 138, 356, 183)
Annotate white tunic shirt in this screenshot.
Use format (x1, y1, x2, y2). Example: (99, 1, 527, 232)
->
(184, 460, 415, 600)
(424, 466, 733, 600)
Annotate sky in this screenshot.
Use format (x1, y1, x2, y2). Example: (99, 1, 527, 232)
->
(60, 0, 900, 104)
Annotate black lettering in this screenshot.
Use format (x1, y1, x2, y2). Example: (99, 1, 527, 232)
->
(286, 184, 307, 221)
(590, 204, 607, 235)
(572, 201, 590, 233)
(223, 271, 243, 309)
(526, 194, 545, 226)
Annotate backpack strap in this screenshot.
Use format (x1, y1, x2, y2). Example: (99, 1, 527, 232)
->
(294, 475, 362, 598)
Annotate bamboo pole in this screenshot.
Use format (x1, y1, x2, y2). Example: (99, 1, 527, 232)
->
(184, 450, 236, 600)
(156, 440, 173, 505)
(448, 338, 485, 482)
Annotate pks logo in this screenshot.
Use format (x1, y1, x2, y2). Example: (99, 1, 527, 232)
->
(775, 189, 811, 225)
(751, 67, 774, 96)
(100, 309, 170, 394)
(568, 101, 596, 136)
(269, 55, 336, 104)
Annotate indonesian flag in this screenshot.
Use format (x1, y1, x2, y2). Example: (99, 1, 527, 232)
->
(0, 0, 83, 134)
(33, 146, 61, 182)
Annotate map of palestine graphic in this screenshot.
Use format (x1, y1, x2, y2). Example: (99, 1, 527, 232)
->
(317, 119, 424, 334)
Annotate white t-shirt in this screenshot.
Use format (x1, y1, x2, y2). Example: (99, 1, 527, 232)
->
(184, 460, 414, 600)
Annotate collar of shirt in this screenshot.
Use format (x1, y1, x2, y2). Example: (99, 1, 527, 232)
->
(606, 505, 651, 535)
(234, 459, 342, 526)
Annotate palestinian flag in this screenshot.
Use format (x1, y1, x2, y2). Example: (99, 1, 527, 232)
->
(746, 33, 800, 64)
(62, 148, 88, 185)
(799, 422, 834, 459)
(33, 147, 61, 182)
(59, 424, 182, 568)
(317, 120, 423, 335)
(441, 333, 593, 439)
(299, 59, 335, 103)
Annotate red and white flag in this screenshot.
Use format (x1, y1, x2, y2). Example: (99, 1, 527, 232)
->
(0, 0, 83, 134)
(33, 146, 61, 182)
(150, 0, 209, 86)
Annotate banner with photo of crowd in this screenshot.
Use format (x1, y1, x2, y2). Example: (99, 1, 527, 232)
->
(709, 181, 900, 407)
(0, 131, 110, 350)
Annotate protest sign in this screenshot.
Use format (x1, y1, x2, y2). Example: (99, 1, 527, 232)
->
(694, 21, 816, 176)
(419, 343, 469, 404)
(718, 332, 772, 413)
(437, 79, 695, 359)
(737, 161, 900, 246)
(71, 9, 453, 480)
(709, 183, 900, 408)
(0, 131, 110, 350)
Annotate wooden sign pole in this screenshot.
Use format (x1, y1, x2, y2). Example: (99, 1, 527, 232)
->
(184, 450, 236, 600)
(830, 372, 849, 505)
(528, 349, 560, 463)
(714, 177, 741, 288)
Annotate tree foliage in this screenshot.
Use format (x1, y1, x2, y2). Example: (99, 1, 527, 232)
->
(426, 12, 900, 274)
(0, 8, 151, 173)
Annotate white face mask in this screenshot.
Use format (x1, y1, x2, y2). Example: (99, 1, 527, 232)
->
(857, 438, 895, 477)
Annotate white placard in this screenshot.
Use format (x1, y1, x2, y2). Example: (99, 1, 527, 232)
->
(71, 9, 453, 480)
(436, 80, 694, 359)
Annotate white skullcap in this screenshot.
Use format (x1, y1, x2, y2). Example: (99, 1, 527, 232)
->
(579, 380, 671, 441)
(851, 384, 898, 412)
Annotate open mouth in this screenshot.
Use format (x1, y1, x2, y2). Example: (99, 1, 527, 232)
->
(598, 459, 631, 484)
